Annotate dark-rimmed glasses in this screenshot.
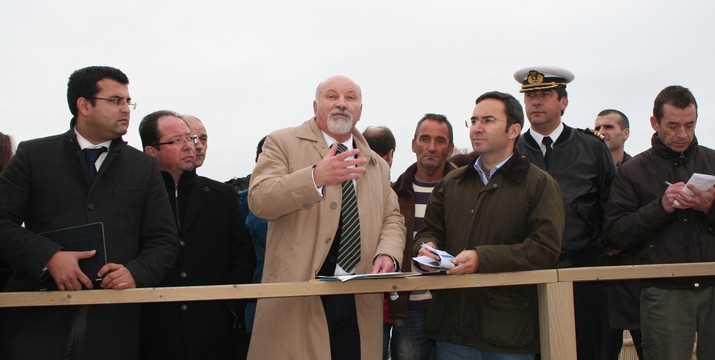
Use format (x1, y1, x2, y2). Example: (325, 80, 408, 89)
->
(154, 135, 199, 148)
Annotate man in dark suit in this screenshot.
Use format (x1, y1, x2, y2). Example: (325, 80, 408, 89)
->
(138, 110, 256, 359)
(0, 66, 180, 359)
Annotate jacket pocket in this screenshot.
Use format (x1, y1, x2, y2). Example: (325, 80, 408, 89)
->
(481, 290, 537, 348)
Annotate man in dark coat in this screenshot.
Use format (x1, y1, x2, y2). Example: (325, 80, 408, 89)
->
(594, 109, 643, 360)
(513, 66, 615, 360)
(605, 85, 715, 360)
(138, 111, 256, 360)
(0, 66, 180, 359)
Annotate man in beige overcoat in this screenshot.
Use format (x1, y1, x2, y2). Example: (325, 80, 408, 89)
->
(247, 75, 406, 359)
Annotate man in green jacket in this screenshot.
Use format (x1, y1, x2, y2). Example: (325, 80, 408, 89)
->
(414, 91, 564, 359)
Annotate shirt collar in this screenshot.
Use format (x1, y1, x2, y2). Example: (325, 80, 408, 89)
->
(529, 121, 564, 146)
(321, 131, 354, 152)
(74, 127, 112, 150)
(474, 153, 513, 185)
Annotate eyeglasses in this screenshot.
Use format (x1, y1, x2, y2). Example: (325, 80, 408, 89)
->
(88, 96, 137, 110)
(154, 135, 200, 148)
(466, 118, 506, 127)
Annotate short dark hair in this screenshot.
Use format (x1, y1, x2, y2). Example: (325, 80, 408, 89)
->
(475, 91, 524, 132)
(0, 132, 14, 172)
(597, 109, 630, 129)
(139, 110, 181, 148)
(414, 114, 453, 145)
(256, 135, 267, 163)
(653, 85, 698, 122)
(362, 126, 396, 157)
(67, 66, 129, 119)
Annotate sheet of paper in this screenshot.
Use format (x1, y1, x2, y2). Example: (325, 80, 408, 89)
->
(683, 173, 715, 196)
(674, 173, 715, 205)
(412, 243, 456, 270)
(317, 271, 421, 282)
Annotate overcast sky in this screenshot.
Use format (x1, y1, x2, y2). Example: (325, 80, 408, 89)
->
(2, 1, 713, 181)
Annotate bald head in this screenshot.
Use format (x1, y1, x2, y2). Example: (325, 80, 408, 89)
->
(312, 75, 363, 142)
(181, 115, 208, 167)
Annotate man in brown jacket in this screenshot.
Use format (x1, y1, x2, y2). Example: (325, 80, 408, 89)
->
(247, 75, 405, 360)
(388, 113, 454, 360)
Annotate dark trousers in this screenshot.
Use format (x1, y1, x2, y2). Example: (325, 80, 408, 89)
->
(322, 294, 361, 360)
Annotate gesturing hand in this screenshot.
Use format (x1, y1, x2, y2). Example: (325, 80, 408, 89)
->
(312, 143, 366, 187)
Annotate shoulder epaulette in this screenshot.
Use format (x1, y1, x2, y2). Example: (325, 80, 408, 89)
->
(583, 128, 605, 141)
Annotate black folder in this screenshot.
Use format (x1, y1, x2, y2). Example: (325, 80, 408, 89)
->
(39, 222, 107, 290)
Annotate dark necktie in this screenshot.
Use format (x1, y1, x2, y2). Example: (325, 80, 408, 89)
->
(542, 136, 553, 170)
(336, 143, 361, 272)
(83, 147, 108, 182)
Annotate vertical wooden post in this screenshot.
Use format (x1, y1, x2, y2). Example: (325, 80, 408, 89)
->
(538, 281, 576, 360)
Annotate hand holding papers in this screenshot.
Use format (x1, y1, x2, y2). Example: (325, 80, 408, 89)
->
(413, 243, 457, 271)
(670, 173, 715, 206)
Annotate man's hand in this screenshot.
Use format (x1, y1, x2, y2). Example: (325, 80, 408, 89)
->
(662, 182, 685, 213)
(99, 263, 136, 289)
(312, 143, 367, 187)
(46, 250, 96, 290)
(676, 184, 715, 214)
(446, 249, 479, 275)
(416, 241, 441, 272)
(372, 254, 396, 273)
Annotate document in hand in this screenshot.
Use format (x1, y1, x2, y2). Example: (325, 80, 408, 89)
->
(675, 173, 715, 205)
(412, 243, 457, 270)
(39, 222, 107, 290)
(683, 173, 715, 195)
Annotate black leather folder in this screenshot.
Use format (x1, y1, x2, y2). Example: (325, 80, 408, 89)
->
(39, 222, 107, 290)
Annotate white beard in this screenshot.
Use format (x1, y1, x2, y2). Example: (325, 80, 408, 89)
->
(327, 116, 353, 134)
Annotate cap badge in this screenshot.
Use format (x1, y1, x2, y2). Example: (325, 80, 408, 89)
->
(527, 70, 545, 85)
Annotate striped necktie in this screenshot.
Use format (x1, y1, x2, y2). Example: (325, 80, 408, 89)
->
(336, 143, 361, 272)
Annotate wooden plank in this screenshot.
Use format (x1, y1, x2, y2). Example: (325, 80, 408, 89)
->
(0, 270, 557, 308)
(557, 262, 715, 282)
(538, 281, 576, 360)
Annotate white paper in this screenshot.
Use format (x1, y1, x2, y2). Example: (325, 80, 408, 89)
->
(674, 173, 715, 205)
(412, 243, 456, 270)
(317, 271, 421, 282)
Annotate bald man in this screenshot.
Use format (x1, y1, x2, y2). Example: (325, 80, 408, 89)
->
(181, 115, 208, 167)
(247, 75, 405, 360)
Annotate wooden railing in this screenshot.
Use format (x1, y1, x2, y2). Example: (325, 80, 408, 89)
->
(1, 262, 713, 359)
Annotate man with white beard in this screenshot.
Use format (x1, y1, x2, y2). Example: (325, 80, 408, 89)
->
(246, 75, 405, 360)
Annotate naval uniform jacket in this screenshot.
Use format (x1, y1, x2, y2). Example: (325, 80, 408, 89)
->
(515, 124, 615, 266)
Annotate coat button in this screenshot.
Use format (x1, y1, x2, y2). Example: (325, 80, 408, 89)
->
(302, 203, 310, 209)
(202, 186, 210, 192)
(180, 240, 186, 246)
(181, 304, 188, 311)
(330, 202, 338, 209)
(179, 271, 188, 279)
(694, 282, 700, 288)
(87, 204, 94, 210)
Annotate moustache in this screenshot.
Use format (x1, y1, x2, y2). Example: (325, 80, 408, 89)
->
(329, 109, 352, 120)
